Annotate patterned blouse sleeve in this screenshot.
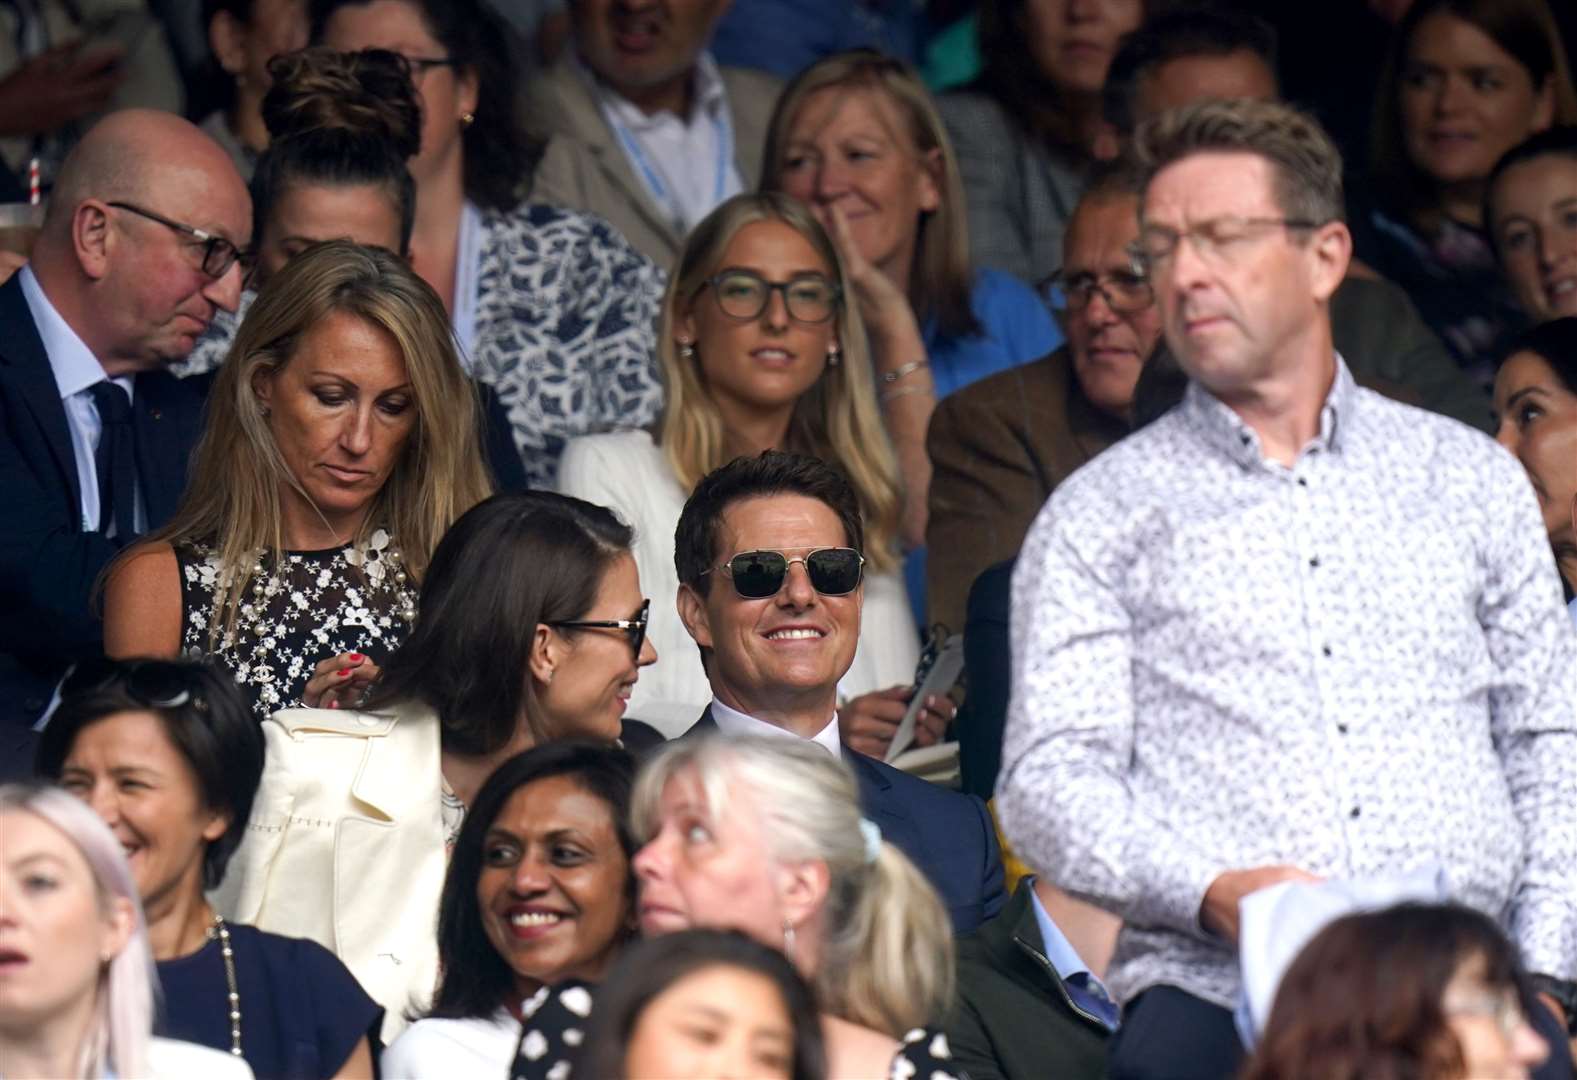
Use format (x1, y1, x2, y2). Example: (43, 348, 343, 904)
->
(572, 214, 667, 432)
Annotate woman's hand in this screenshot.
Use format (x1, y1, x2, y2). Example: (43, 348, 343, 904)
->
(839, 684, 954, 759)
(302, 652, 381, 710)
(822, 202, 924, 348)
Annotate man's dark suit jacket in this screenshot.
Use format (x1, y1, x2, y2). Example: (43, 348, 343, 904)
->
(685, 707, 1007, 934)
(0, 274, 210, 769)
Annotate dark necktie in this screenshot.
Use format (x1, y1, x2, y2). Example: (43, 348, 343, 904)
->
(88, 380, 136, 540)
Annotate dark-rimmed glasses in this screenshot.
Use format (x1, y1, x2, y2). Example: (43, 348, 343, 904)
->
(60, 657, 208, 711)
(1043, 267, 1154, 314)
(1127, 216, 1321, 271)
(703, 548, 865, 599)
(550, 598, 650, 660)
(699, 270, 841, 323)
(107, 201, 246, 280)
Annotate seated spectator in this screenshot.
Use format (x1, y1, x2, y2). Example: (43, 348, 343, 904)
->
(939, 0, 1145, 283)
(523, 0, 781, 267)
(572, 928, 825, 1080)
(927, 163, 1154, 634)
(0, 110, 249, 773)
(1242, 903, 1552, 1080)
(213, 491, 656, 1037)
(558, 193, 920, 738)
(669, 451, 1005, 928)
(634, 734, 965, 1079)
(945, 874, 1116, 1080)
(763, 49, 1062, 613)
(1098, 2, 1494, 431)
(1487, 126, 1577, 324)
(0, 782, 252, 1079)
(177, 46, 528, 489)
(36, 658, 380, 1078)
(1494, 319, 1577, 617)
(313, 0, 666, 487)
(102, 241, 494, 718)
(1360, 0, 1577, 387)
(201, 0, 311, 180)
(384, 743, 638, 1077)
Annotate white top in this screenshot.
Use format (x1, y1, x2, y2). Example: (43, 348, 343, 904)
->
(557, 430, 920, 737)
(144, 1036, 256, 1078)
(381, 1009, 520, 1080)
(18, 265, 144, 535)
(710, 696, 843, 758)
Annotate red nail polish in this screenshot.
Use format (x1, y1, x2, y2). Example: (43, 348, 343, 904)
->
(337, 669, 351, 677)
(348, 653, 364, 663)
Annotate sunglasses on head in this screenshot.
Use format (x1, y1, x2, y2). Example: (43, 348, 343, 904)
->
(549, 598, 651, 660)
(703, 547, 865, 599)
(61, 658, 208, 711)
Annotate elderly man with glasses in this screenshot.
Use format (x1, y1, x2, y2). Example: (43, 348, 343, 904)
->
(673, 449, 1005, 934)
(998, 99, 1577, 1079)
(0, 108, 251, 776)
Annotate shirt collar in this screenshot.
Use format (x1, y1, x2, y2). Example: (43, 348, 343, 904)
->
(1181, 352, 1357, 468)
(19, 265, 115, 400)
(579, 49, 728, 128)
(1026, 879, 1095, 984)
(708, 697, 843, 760)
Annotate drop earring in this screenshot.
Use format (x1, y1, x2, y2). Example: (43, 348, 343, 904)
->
(826, 344, 840, 367)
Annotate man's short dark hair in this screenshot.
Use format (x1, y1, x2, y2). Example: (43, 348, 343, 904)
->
(1103, 5, 1280, 137)
(674, 451, 866, 595)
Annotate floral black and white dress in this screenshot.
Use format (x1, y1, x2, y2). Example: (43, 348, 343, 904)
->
(176, 529, 416, 719)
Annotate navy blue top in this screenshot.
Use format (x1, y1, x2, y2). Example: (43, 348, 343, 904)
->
(155, 922, 382, 1080)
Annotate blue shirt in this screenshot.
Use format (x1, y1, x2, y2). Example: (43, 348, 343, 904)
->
(1028, 882, 1121, 1031)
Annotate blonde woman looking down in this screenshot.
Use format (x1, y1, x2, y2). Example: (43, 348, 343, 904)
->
(557, 192, 925, 745)
(101, 240, 493, 719)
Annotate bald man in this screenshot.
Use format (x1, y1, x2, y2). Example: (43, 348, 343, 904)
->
(0, 109, 250, 769)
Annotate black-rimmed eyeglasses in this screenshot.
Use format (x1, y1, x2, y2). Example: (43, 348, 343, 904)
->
(702, 548, 865, 599)
(550, 598, 651, 660)
(1042, 267, 1154, 314)
(107, 201, 247, 280)
(698, 270, 841, 323)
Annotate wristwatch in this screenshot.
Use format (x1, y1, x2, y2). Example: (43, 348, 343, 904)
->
(1531, 973, 1577, 1037)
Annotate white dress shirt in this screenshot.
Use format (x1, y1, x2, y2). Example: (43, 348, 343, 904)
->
(710, 696, 843, 759)
(18, 265, 144, 536)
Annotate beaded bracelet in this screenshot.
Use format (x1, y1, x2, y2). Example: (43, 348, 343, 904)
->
(879, 358, 929, 384)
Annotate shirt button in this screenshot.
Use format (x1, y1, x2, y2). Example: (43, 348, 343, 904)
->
(1298, 478, 1309, 488)
(1350, 806, 1361, 818)
(1322, 645, 1333, 657)
(1337, 723, 1350, 734)
(1309, 556, 1321, 568)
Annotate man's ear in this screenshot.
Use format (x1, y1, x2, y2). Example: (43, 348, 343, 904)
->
(676, 583, 713, 651)
(73, 201, 115, 281)
(1307, 220, 1352, 303)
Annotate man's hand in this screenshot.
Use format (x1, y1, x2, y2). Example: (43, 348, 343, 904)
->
(1200, 865, 1322, 945)
(840, 685, 954, 759)
(0, 43, 126, 138)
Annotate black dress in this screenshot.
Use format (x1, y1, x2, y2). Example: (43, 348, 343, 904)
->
(156, 922, 383, 1080)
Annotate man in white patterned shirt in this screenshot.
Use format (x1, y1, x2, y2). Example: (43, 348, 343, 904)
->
(998, 99, 1577, 1079)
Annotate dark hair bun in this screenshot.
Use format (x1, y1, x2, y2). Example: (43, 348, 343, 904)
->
(262, 46, 422, 160)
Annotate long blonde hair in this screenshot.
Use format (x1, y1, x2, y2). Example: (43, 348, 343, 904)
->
(760, 50, 979, 339)
(657, 192, 902, 569)
(145, 240, 493, 642)
(633, 736, 955, 1036)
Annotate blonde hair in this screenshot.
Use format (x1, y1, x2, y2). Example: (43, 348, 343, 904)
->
(761, 50, 979, 339)
(657, 192, 902, 570)
(633, 736, 955, 1035)
(143, 240, 493, 643)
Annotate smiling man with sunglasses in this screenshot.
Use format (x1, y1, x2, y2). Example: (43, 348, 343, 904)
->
(0, 108, 250, 774)
(673, 450, 1005, 934)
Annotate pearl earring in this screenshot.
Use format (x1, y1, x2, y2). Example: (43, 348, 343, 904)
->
(679, 341, 696, 361)
(827, 345, 840, 367)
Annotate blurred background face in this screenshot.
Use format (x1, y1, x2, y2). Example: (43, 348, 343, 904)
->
(1491, 154, 1577, 321)
(571, 0, 731, 102)
(1493, 349, 1577, 544)
(1132, 50, 1279, 125)
(210, 0, 310, 108)
(536, 552, 656, 741)
(1440, 953, 1548, 1079)
(476, 775, 631, 996)
(1398, 12, 1554, 190)
(1061, 193, 1162, 418)
(1023, 0, 1145, 95)
(623, 964, 795, 1080)
(318, 1, 478, 183)
(257, 182, 405, 282)
(776, 87, 939, 281)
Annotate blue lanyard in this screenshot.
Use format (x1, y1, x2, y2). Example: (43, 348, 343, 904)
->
(605, 97, 735, 234)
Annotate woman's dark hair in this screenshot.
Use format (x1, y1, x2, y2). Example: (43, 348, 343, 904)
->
(308, 0, 537, 211)
(425, 742, 637, 1021)
(573, 929, 827, 1080)
(1499, 316, 1577, 391)
(250, 47, 421, 259)
(35, 658, 265, 891)
(1485, 125, 1577, 256)
(363, 492, 636, 755)
(1241, 902, 1536, 1080)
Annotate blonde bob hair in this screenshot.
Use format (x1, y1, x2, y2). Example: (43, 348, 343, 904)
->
(761, 49, 980, 340)
(658, 192, 902, 570)
(147, 240, 493, 643)
(632, 735, 955, 1036)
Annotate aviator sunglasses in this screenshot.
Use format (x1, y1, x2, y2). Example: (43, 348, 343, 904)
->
(703, 547, 865, 599)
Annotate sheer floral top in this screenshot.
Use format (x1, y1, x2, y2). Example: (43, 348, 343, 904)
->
(176, 529, 418, 719)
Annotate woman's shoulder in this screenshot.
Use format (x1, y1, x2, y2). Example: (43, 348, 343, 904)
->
(228, 925, 384, 1039)
(560, 428, 660, 466)
(489, 201, 658, 271)
(384, 1009, 520, 1077)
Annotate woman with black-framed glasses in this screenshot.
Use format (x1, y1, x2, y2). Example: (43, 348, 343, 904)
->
(212, 491, 656, 1040)
(34, 657, 382, 1078)
(557, 192, 923, 743)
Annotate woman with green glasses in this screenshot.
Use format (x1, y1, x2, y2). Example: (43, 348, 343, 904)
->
(557, 192, 924, 741)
